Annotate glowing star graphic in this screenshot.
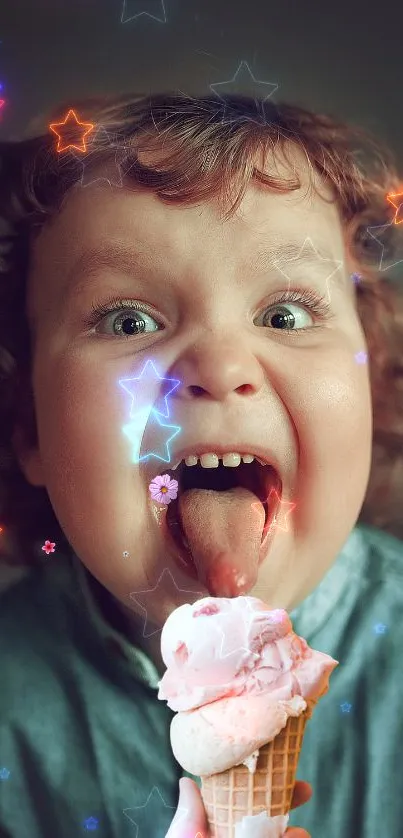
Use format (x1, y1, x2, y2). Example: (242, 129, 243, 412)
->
(386, 191, 403, 224)
(121, 0, 166, 24)
(83, 816, 99, 831)
(373, 622, 388, 635)
(119, 360, 182, 464)
(210, 61, 278, 126)
(71, 126, 125, 188)
(0, 768, 10, 780)
(251, 487, 296, 538)
(42, 540, 56, 555)
(354, 350, 368, 365)
(123, 786, 187, 837)
(120, 360, 181, 420)
(366, 220, 403, 272)
(130, 568, 203, 638)
(351, 272, 362, 285)
(49, 109, 95, 153)
(273, 237, 344, 305)
(122, 409, 181, 465)
(149, 473, 178, 505)
(340, 702, 352, 714)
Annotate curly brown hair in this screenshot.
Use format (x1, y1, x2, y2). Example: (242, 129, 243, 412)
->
(0, 91, 402, 567)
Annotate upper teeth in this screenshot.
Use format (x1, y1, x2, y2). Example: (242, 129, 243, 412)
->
(171, 453, 265, 470)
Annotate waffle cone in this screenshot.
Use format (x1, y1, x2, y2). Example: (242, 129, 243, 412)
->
(200, 701, 315, 838)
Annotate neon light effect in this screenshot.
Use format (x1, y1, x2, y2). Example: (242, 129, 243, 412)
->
(49, 109, 95, 153)
(386, 191, 403, 224)
(119, 360, 180, 419)
(251, 487, 296, 537)
(119, 360, 182, 465)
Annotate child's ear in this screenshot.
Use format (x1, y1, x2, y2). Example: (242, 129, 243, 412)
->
(11, 425, 45, 487)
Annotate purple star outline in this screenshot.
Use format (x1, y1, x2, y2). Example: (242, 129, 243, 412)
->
(119, 360, 181, 420)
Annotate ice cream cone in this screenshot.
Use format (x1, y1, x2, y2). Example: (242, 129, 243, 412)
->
(200, 700, 315, 838)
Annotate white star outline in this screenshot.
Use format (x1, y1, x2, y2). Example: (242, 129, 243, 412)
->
(123, 785, 187, 837)
(209, 60, 278, 126)
(272, 236, 344, 305)
(121, 0, 166, 24)
(366, 220, 403, 272)
(71, 125, 125, 189)
(129, 567, 203, 638)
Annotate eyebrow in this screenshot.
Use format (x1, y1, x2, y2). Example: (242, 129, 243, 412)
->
(63, 238, 342, 300)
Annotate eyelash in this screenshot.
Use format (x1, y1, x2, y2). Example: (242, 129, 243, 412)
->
(84, 288, 333, 335)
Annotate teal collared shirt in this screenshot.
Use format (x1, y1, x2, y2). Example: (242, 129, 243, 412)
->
(0, 524, 402, 838)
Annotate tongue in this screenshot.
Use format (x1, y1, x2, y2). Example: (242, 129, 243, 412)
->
(178, 487, 266, 597)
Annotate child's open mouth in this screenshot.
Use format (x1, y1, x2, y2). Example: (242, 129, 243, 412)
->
(150, 451, 283, 596)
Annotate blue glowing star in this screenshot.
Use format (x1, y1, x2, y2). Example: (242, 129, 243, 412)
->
(122, 409, 181, 465)
(83, 816, 99, 831)
(119, 360, 181, 420)
(121, 0, 166, 24)
(0, 767, 10, 780)
(354, 351, 368, 365)
(373, 622, 388, 635)
(123, 785, 187, 837)
(340, 702, 353, 714)
(210, 61, 278, 126)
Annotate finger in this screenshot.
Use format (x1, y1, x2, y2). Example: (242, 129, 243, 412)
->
(290, 780, 313, 810)
(166, 778, 208, 837)
(286, 830, 311, 837)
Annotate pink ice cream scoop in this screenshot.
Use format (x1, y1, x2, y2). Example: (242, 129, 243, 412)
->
(158, 596, 338, 777)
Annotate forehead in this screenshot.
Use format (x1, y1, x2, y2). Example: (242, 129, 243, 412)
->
(30, 143, 343, 285)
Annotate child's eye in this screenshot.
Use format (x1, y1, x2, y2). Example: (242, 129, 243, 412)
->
(255, 289, 333, 332)
(85, 299, 162, 338)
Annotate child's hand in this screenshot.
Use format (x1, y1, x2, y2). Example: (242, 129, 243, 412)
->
(165, 776, 312, 837)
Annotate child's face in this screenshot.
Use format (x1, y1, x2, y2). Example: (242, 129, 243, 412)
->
(17, 145, 372, 630)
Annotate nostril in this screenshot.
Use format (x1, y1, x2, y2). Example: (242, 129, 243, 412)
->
(188, 386, 205, 397)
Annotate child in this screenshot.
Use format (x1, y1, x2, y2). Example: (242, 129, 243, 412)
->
(0, 91, 402, 838)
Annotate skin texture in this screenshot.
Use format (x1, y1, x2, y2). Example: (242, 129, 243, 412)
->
(15, 145, 373, 675)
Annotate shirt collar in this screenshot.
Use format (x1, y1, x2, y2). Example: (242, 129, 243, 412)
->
(69, 527, 363, 688)
(290, 526, 368, 639)
(71, 554, 162, 690)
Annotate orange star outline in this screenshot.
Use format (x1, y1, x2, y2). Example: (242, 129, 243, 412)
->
(386, 191, 403, 225)
(251, 486, 296, 536)
(49, 108, 95, 153)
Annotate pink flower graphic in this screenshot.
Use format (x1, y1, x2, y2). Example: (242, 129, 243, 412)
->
(42, 540, 56, 555)
(148, 473, 178, 505)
